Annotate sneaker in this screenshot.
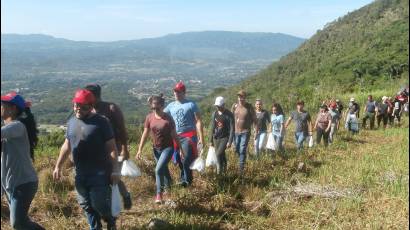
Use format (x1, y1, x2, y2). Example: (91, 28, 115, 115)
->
(155, 193, 162, 204)
(123, 192, 132, 210)
(177, 181, 188, 187)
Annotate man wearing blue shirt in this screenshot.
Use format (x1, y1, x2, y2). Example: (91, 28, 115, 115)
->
(164, 81, 204, 187)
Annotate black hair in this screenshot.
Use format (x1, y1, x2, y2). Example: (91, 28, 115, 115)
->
(85, 84, 102, 99)
(272, 103, 284, 115)
(148, 93, 165, 107)
(16, 107, 38, 161)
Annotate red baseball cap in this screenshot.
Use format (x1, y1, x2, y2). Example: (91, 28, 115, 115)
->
(330, 102, 337, 109)
(72, 89, 96, 104)
(1, 91, 31, 110)
(174, 81, 186, 93)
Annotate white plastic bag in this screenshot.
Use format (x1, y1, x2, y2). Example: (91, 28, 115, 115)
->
(121, 160, 141, 177)
(190, 157, 205, 172)
(205, 147, 218, 167)
(308, 135, 314, 148)
(111, 184, 122, 217)
(266, 133, 276, 150)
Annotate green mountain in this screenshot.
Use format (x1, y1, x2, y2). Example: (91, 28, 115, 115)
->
(200, 0, 409, 120)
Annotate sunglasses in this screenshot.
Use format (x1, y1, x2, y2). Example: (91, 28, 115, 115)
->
(73, 103, 92, 111)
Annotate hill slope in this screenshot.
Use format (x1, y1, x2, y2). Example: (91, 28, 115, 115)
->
(200, 0, 409, 117)
(1, 31, 305, 124)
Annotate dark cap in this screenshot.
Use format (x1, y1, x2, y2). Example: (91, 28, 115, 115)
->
(296, 100, 305, 105)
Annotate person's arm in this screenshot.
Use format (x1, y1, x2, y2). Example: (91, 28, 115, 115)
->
(264, 112, 271, 132)
(284, 116, 292, 129)
(209, 112, 216, 147)
(227, 112, 235, 147)
(111, 104, 129, 160)
(194, 112, 204, 145)
(106, 138, 120, 185)
(136, 128, 150, 159)
(53, 138, 71, 180)
(313, 116, 319, 130)
(325, 116, 332, 132)
(279, 116, 285, 136)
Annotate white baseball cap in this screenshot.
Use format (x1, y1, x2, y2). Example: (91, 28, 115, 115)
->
(350, 98, 355, 102)
(214, 96, 225, 107)
(382, 96, 388, 101)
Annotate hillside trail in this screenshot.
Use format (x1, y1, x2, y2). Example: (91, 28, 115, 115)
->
(1, 119, 408, 229)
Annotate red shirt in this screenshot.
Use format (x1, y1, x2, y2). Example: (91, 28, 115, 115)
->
(144, 113, 175, 149)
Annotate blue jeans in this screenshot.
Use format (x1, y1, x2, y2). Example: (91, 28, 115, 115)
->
(235, 132, 250, 173)
(75, 172, 115, 230)
(294, 131, 306, 150)
(273, 134, 284, 151)
(6, 181, 44, 230)
(254, 131, 267, 156)
(153, 147, 173, 194)
(178, 136, 194, 184)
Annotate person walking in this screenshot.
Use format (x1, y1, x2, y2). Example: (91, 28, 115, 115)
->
(346, 98, 360, 119)
(313, 105, 332, 147)
(270, 103, 285, 152)
(209, 96, 234, 175)
(285, 100, 313, 151)
(85, 84, 132, 210)
(362, 95, 377, 130)
(1, 92, 45, 230)
(53, 89, 120, 230)
(328, 102, 341, 143)
(376, 96, 389, 129)
(231, 90, 256, 175)
(164, 81, 204, 187)
(254, 99, 270, 157)
(136, 94, 183, 204)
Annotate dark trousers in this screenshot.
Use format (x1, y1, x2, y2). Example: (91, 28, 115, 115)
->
(75, 173, 116, 230)
(362, 112, 375, 129)
(316, 127, 329, 147)
(214, 137, 229, 174)
(376, 114, 388, 128)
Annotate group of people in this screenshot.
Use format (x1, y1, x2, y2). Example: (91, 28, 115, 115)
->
(1, 82, 408, 230)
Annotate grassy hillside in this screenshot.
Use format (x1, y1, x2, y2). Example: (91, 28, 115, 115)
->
(1, 106, 408, 230)
(199, 0, 409, 120)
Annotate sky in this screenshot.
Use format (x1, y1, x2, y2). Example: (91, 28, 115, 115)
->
(1, 0, 374, 41)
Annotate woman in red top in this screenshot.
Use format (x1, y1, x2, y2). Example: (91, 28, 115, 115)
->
(136, 94, 184, 204)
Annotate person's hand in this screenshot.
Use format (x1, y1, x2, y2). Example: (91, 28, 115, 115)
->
(53, 167, 62, 181)
(179, 149, 186, 160)
(325, 128, 330, 133)
(111, 173, 120, 185)
(135, 150, 142, 160)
